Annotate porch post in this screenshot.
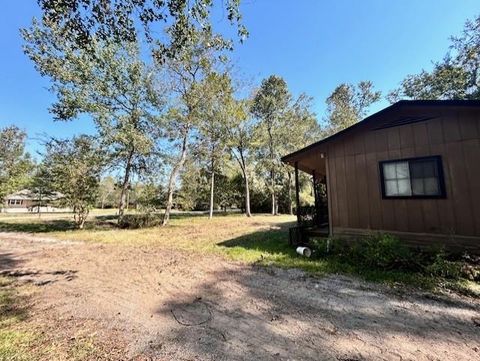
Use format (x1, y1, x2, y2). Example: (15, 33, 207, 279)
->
(294, 161, 300, 224)
(324, 154, 333, 237)
(312, 170, 319, 213)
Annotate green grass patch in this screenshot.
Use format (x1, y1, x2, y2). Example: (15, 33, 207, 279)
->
(218, 229, 479, 295)
(0, 277, 37, 361)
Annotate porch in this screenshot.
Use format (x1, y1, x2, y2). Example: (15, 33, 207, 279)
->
(286, 148, 331, 245)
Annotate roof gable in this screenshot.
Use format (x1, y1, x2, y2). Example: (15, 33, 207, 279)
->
(282, 100, 480, 165)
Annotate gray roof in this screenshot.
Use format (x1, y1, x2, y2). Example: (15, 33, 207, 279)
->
(5, 189, 63, 201)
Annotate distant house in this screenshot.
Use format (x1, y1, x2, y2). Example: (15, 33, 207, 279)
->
(282, 100, 480, 252)
(2, 189, 65, 213)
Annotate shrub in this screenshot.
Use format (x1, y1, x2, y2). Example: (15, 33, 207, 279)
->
(118, 213, 162, 229)
(425, 253, 463, 279)
(312, 234, 416, 271)
(310, 233, 480, 283)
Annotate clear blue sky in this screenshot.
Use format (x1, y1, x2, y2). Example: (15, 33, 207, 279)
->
(0, 0, 479, 156)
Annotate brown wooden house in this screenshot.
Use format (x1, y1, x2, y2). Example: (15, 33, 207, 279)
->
(282, 100, 480, 252)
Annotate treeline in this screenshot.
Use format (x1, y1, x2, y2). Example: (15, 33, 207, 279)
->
(1, 2, 479, 228)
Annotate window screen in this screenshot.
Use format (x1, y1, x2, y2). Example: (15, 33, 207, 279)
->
(380, 156, 445, 198)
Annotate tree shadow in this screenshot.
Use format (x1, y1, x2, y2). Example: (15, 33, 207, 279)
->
(146, 265, 480, 361)
(0, 252, 22, 271)
(217, 225, 296, 256)
(0, 219, 75, 233)
(0, 277, 29, 326)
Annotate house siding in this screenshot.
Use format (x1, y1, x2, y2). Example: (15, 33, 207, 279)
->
(325, 106, 480, 250)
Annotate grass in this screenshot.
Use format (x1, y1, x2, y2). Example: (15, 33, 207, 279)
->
(0, 210, 478, 296)
(0, 277, 38, 361)
(0, 276, 109, 361)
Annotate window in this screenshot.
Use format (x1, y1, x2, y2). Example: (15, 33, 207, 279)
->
(380, 156, 446, 199)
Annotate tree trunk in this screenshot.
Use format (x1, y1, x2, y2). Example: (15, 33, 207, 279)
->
(209, 168, 214, 219)
(118, 148, 134, 218)
(270, 169, 276, 215)
(162, 129, 189, 226)
(287, 171, 293, 215)
(235, 149, 251, 218)
(244, 171, 251, 217)
(267, 124, 277, 216)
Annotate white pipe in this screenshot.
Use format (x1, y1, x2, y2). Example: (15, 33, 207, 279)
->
(296, 246, 312, 258)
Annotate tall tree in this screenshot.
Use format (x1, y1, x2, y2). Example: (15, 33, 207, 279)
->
(389, 14, 480, 101)
(0, 126, 33, 205)
(324, 81, 381, 135)
(23, 26, 164, 218)
(226, 98, 256, 217)
(280, 94, 320, 214)
(196, 72, 233, 219)
(252, 75, 291, 215)
(42, 136, 105, 229)
(159, 31, 226, 225)
(34, 0, 247, 62)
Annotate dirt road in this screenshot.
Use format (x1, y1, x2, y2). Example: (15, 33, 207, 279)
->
(0, 232, 479, 360)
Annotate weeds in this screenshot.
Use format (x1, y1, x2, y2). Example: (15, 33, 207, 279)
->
(309, 234, 480, 295)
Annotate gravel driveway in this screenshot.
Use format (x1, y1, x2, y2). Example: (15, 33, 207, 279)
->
(0, 232, 479, 360)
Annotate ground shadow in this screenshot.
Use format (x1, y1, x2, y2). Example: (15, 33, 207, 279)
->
(0, 252, 22, 271)
(0, 219, 75, 233)
(148, 264, 480, 361)
(217, 222, 296, 256)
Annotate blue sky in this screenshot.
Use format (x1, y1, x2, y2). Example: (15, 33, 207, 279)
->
(0, 0, 479, 156)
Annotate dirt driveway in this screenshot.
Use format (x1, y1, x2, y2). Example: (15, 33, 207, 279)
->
(0, 232, 479, 361)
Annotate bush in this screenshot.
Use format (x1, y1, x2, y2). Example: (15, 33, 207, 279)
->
(425, 253, 463, 279)
(310, 233, 479, 282)
(118, 213, 162, 229)
(312, 234, 416, 271)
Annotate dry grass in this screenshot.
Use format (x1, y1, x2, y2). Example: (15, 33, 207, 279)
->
(1, 210, 478, 296)
(0, 210, 297, 258)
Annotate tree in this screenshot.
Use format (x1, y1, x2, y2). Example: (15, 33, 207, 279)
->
(29, 165, 56, 215)
(279, 94, 320, 214)
(159, 31, 226, 225)
(252, 75, 291, 215)
(389, 14, 480, 101)
(23, 26, 165, 218)
(324, 81, 381, 135)
(196, 72, 233, 219)
(33, 0, 247, 62)
(226, 98, 257, 217)
(97, 176, 118, 209)
(42, 136, 105, 229)
(0, 126, 33, 205)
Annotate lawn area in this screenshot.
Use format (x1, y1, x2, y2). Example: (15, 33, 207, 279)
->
(0, 210, 479, 296)
(0, 211, 479, 360)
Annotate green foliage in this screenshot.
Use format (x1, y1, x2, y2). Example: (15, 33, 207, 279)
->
(134, 183, 166, 212)
(389, 14, 480, 101)
(96, 176, 119, 209)
(23, 25, 165, 217)
(118, 213, 163, 229)
(42, 136, 105, 229)
(0, 126, 34, 204)
(252, 75, 321, 215)
(311, 234, 480, 286)
(425, 253, 463, 279)
(33, 0, 247, 62)
(323, 81, 381, 135)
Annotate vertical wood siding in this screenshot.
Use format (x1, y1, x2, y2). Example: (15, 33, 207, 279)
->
(326, 106, 480, 242)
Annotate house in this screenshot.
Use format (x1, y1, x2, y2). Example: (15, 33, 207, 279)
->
(282, 100, 480, 252)
(2, 189, 65, 213)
